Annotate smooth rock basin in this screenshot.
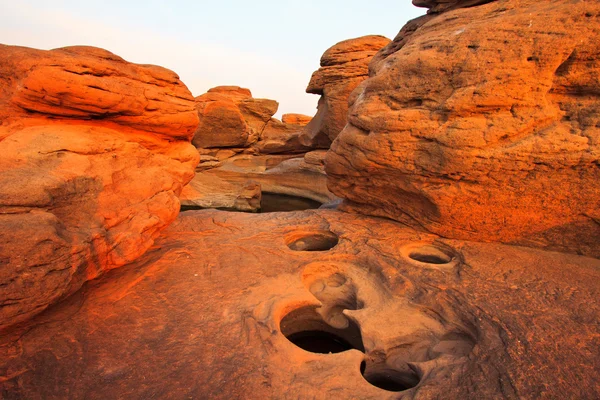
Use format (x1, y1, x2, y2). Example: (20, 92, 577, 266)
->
(0, 209, 598, 399)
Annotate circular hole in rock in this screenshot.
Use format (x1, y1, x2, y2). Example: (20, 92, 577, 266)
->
(407, 244, 454, 265)
(360, 361, 420, 392)
(280, 306, 364, 354)
(409, 252, 451, 264)
(286, 231, 339, 252)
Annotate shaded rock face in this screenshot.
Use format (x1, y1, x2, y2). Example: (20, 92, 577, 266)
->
(299, 35, 391, 148)
(326, 0, 600, 257)
(0, 45, 199, 330)
(1, 209, 598, 398)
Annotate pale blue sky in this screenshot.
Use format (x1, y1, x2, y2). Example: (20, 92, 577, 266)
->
(0, 1, 424, 117)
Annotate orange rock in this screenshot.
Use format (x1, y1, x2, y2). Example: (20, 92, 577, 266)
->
(413, 0, 495, 13)
(326, 0, 600, 257)
(282, 113, 312, 126)
(192, 86, 278, 148)
(0, 45, 198, 139)
(0, 45, 199, 330)
(299, 36, 391, 148)
(256, 118, 312, 154)
(1, 209, 598, 398)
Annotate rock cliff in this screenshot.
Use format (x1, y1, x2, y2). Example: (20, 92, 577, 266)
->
(326, 0, 600, 257)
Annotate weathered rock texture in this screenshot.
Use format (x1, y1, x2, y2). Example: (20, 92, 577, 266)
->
(183, 86, 337, 212)
(192, 86, 278, 148)
(1, 209, 598, 398)
(413, 0, 495, 14)
(191, 86, 311, 153)
(299, 35, 391, 148)
(326, 0, 600, 257)
(0, 45, 199, 330)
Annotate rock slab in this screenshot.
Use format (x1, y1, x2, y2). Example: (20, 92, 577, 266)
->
(0, 209, 598, 399)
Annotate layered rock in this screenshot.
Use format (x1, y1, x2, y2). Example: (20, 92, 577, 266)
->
(413, 0, 495, 13)
(299, 35, 391, 148)
(192, 86, 277, 148)
(326, 0, 600, 257)
(183, 86, 336, 211)
(0, 45, 199, 330)
(1, 209, 598, 398)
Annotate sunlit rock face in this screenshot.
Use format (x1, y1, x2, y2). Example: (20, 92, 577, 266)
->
(0, 44, 199, 330)
(299, 35, 391, 148)
(326, 0, 600, 257)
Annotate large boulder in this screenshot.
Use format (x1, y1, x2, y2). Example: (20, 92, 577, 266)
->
(257, 113, 314, 154)
(326, 0, 600, 257)
(299, 35, 391, 148)
(0, 45, 199, 330)
(192, 86, 278, 148)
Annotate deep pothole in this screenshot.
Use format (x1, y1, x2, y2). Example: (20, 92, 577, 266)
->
(286, 230, 339, 251)
(280, 306, 364, 354)
(360, 361, 420, 392)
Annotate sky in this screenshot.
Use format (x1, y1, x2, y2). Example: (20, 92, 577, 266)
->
(0, 1, 424, 118)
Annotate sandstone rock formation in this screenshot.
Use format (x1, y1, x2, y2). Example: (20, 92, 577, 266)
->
(413, 0, 495, 14)
(182, 86, 337, 212)
(192, 86, 277, 148)
(181, 151, 336, 213)
(326, 0, 600, 257)
(0, 45, 199, 330)
(299, 35, 391, 148)
(1, 209, 598, 398)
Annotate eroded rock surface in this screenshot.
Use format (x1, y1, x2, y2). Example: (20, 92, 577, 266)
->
(326, 0, 600, 257)
(0, 45, 199, 330)
(413, 0, 495, 14)
(299, 35, 391, 148)
(181, 151, 336, 212)
(192, 86, 278, 148)
(0, 210, 598, 398)
(183, 86, 337, 212)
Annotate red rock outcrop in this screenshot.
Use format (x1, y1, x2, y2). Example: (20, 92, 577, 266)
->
(257, 114, 314, 154)
(299, 35, 391, 148)
(0, 45, 199, 330)
(326, 0, 600, 257)
(192, 86, 278, 148)
(1, 209, 598, 398)
(184, 87, 332, 211)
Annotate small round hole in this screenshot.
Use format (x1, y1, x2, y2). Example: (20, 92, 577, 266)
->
(286, 230, 339, 252)
(280, 306, 364, 354)
(401, 243, 458, 267)
(360, 361, 420, 392)
(408, 252, 451, 264)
